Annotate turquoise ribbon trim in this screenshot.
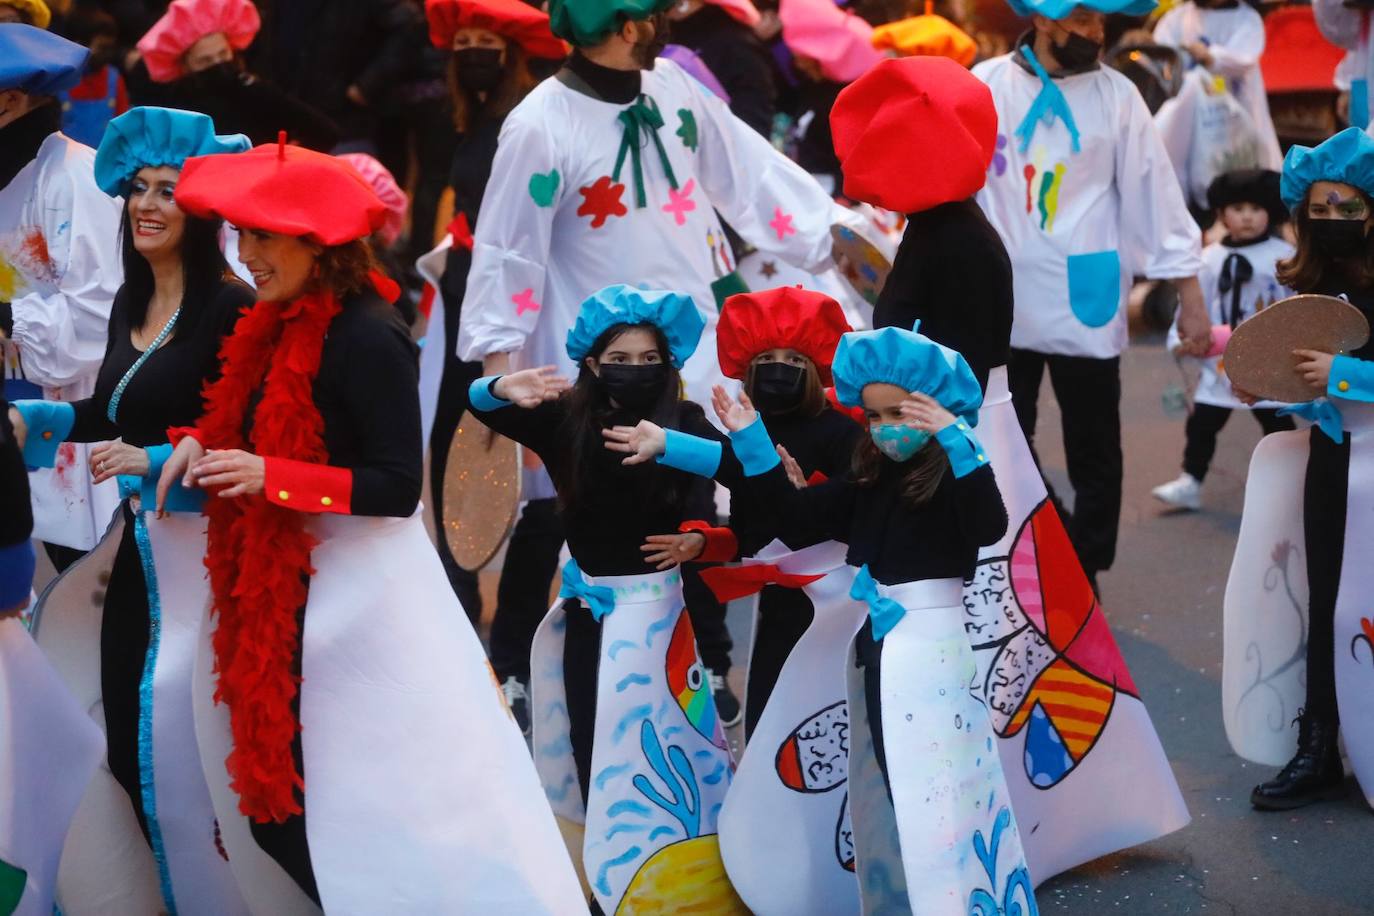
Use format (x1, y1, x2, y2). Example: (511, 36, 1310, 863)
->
(1278, 400, 1345, 444)
(935, 422, 989, 479)
(728, 416, 780, 477)
(468, 376, 512, 412)
(120, 444, 204, 514)
(1014, 45, 1082, 154)
(130, 504, 178, 913)
(656, 428, 721, 478)
(13, 399, 74, 468)
(613, 94, 680, 209)
(107, 307, 181, 424)
(559, 558, 617, 621)
(850, 565, 907, 642)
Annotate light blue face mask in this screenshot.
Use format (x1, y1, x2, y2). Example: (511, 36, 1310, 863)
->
(870, 423, 932, 463)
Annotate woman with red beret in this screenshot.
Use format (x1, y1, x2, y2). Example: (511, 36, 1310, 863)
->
(421, 0, 567, 737)
(157, 138, 584, 913)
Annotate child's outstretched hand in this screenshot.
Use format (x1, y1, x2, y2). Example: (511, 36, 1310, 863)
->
(492, 366, 571, 408)
(641, 532, 706, 570)
(603, 421, 667, 465)
(777, 445, 807, 490)
(710, 385, 758, 432)
(899, 392, 958, 433)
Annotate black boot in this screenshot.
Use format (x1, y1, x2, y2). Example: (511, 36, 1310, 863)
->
(1250, 711, 1346, 810)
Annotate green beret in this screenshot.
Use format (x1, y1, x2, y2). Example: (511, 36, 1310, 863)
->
(548, 0, 674, 47)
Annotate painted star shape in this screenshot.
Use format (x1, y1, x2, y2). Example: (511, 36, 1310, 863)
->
(760, 260, 778, 279)
(512, 288, 541, 316)
(770, 206, 796, 242)
(577, 176, 628, 229)
(661, 178, 697, 226)
(677, 109, 699, 152)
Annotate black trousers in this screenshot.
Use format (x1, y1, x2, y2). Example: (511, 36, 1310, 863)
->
(563, 601, 602, 808)
(1008, 348, 1122, 575)
(102, 503, 151, 844)
(1302, 426, 1347, 723)
(853, 621, 892, 799)
(1183, 404, 1294, 481)
(43, 541, 86, 573)
(489, 498, 565, 682)
(744, 585, 815, 739)
(682, 477, 733, 674)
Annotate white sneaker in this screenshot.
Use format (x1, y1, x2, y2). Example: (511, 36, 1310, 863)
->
(1152, 473, 1202, 511)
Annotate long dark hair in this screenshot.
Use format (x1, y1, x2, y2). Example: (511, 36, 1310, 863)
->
(554, 322, 692, 513)
(851, 433, 949, 509)
(119, 206, 233, 335)
(448, 44, 537, 134)
(1277, 188, 1374, 293)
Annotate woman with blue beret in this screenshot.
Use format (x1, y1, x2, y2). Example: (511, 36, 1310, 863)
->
(468, 284, 751, 914)
(1225, 128, 1374, 813)
(9, 105, 255, 914)
(608, 324, 1035, 913)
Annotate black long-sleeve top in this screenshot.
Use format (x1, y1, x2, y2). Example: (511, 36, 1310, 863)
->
(68, 279, 254, 447)
(872, 198, 1014, 392)
(0, 399, 32, 549)
(1311, 274, 1374, 360)
(470, 395, 744, 576)
(669, 5, 777, 137)
(728, 407, 862, 556)
(737, 448, 1007, 586)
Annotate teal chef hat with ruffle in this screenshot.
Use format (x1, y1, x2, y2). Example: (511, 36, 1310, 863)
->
(548, 0, 674, 47)
(1280, 127, 1374, 212)
(1005, 0, 1154, 19)
(830, 323, 984, 426)
(566, 284, 705, 368)
(93, 106, 250, 198)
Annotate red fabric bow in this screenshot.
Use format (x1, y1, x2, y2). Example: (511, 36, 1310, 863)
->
(699, 563, 824, 603)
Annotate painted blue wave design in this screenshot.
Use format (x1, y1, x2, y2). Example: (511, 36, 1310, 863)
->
(693, 749, 715, 761)
(648, 825, 675, 842)
(539, 735, 573, 757)
(612, 704, 654, 743)
(615, 673, 652, 693)
(595, 763, 633, 791)
(644, 607, 677, 647)
(663, 725, 684, 739)
(545, 773, 576, 802)
(607, 639, 638, 660)
(702, 760, 728, 786)
(607, 799, 654, 818)
(605, 823, 649, 841)
(594, 846, 643, 897)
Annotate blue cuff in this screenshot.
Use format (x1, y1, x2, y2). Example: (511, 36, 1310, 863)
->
(14, 400, 75, 468)
(140, 443, 205, 513)
(729, 416, 780, 477)
(655, 428, 722, 478)
(1328, 355, 1374, 403)
(0, 540, 36, 610)
(936, 421, 990, 479)
(468, 376, 512, 413)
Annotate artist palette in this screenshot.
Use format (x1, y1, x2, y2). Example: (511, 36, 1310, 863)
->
(831, 223, 893, 305)
(442, 411, 521, 571)
(1224, 294, 1371, 404)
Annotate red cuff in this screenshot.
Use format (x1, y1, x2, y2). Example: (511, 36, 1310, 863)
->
(679, 520, 738, 563)
(263, 457, 353, 514)
(167, 426, 203, 447)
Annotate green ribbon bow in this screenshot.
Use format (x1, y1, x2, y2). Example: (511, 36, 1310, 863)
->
(613, 93, 679, 209)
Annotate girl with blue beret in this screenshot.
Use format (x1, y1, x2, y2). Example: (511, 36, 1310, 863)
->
(607, 324, 1036, 912)
(9, 106, 255, 913)
(467, 283, 752, 914)
(1227, 127, 1374, 813)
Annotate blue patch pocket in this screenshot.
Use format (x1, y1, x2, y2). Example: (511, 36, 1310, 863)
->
(1066, 250, 1121, 329)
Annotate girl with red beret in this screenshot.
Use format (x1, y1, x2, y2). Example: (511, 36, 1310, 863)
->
(156, 138, 584, 913)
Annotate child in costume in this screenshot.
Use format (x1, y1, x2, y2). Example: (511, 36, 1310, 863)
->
(1225, 128, 1374, 812)
(609, 325, 1035, 914)
(12, 106, 254, 914)
(1154, 169, 1296, 512)
(830, 54, 1190, 887)
(467, 284, 748, 915)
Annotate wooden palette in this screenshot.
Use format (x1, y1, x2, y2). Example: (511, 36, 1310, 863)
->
(442, 411, 521, 571)
(831, 223, 893, 305)
(1224, 294, 1370, 404)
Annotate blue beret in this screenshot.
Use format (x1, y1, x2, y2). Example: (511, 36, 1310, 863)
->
(0, 23, 88, 95)
(94, 107, 251, 197)
(831, 323, 984, 427)
(1280, 127, 1374, 212)
(1006, 0, 1155, 18)
(566, 284, 704, 368)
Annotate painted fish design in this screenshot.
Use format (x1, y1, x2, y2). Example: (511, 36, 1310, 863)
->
(775, 702, 853, 871)
(666, 612, 727, 751)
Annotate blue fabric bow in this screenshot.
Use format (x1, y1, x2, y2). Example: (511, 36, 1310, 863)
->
(559, 558, 617, 621)
(1014, 45, 1082, 155)
(1278, 399, 1346, 444)
(850, 565, 907, 642)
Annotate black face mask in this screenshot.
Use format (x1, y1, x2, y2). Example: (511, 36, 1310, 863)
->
(455, 47, 504, 93)
(1050, 31, 1102, 70)
(1308, 218, 1370, 260)
(182, 61, 241, 93)
(750, 362, 807, 414)
(597, 363, 670, 410)
(634, 14, 670, 69)
(85, 48, 116, 74)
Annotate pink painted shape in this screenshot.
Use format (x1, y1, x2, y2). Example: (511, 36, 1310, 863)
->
(1062, 605, 1138, 696)
(512, 288, 541, 316)
(1010, 528, 1047, 634)
(662, 178, 698, 226)
(770, 206, 796, 241)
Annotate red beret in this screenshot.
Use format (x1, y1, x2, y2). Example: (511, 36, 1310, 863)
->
(176, 137, 388, 246)
(426, 0, 567, 59)
(717, 286, 852, 385)
(831, 57, 998, 214)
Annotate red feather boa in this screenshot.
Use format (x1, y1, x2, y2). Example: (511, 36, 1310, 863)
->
(196, 286, 341, 824)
